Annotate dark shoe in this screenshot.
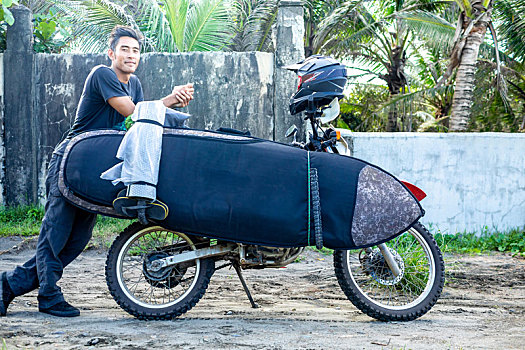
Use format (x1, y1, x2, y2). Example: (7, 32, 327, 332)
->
(0, 272, 15, 317)
(39, 301, 80, 318)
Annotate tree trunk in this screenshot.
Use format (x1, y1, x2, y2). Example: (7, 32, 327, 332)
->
(382, 46, 406, 132)
(449, 12, 490, 131)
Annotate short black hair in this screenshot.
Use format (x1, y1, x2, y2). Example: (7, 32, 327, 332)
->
(108, 26, 143, 51)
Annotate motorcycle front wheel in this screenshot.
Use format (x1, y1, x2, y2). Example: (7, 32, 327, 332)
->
(105, 222, 215, 320)
(334, 222, 444, 321)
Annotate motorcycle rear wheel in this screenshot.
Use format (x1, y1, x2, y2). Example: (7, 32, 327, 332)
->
(334, 222, 444, 321)
(105, 222, 215, 320)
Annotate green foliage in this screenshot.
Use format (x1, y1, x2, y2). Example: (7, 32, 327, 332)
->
(50, 0, 239, 53)
(0, 2, 70, 53)
(435, 227, 525, 257)
(338, 85, 390, 131)
(0, 205, 43, 223)
(0, 206, 132, 247)
(468, 63, 524, 132)
(230, 0, 278, 52)
(494, 0, 525, 62)
(0, 0, 18, 26)
(0, 205, 44, 236)
(308, 246, 334, 255)
(0, 206, 523, 257)
(33, 11, 69, 53)
(309, 226, 525, 258)
(0, 0, 18, 51)
(91, 216, 132, 248)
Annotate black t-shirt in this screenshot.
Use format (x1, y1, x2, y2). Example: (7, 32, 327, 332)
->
(68, 65, 144, 139)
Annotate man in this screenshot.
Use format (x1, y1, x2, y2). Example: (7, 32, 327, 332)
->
(0, 26, 194, 317)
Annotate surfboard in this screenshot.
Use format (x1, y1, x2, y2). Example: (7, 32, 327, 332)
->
(59, 128, 423, 249)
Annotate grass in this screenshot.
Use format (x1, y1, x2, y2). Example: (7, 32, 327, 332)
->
(0, 205, 44, 236)
(307, 226, 525, 257)
(0, 206, 523, 256)
(91, 216, 133, 248)
(434, 226, 525, 257)
(0, 205, 132, 248)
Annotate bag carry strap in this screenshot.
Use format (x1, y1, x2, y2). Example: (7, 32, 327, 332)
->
(307, 152, 323, 249)
(310, 168, 323, 250)
(134, 119, 164, 127)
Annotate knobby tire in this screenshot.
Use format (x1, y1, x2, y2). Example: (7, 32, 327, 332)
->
(105, 222, 215, 320)
(333, 222, 445, 321)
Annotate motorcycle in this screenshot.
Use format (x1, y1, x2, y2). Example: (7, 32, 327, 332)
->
(103, 59, 445, 321)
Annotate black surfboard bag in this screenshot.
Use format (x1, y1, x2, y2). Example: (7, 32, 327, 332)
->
(58, 129, 423, 249)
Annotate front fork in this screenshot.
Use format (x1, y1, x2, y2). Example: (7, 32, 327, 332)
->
(377, 243, 402, 277)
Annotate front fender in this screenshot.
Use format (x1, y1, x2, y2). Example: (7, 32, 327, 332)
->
(401, 181, 427, 201)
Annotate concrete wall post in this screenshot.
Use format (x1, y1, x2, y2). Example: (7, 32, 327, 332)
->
(273, 0, 304, 142)
(4, 5, 36, 206)
(0, 53, 4, 206)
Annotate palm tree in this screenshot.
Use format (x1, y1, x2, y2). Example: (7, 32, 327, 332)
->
(51, 0, 233, 53)
(304, 0, 448, 131)
(438, 0, 493, 131)
(377, 0, 525, 132)
(424, 0, 525, 131)
(229, 0, 278, 52)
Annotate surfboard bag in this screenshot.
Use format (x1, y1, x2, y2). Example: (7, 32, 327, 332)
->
(58, 129, 424, 249)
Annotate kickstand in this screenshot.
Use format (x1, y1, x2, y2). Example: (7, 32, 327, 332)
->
(232, 261, 259, 309)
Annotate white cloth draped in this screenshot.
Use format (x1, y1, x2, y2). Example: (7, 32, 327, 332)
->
(101, 101, 166, 200)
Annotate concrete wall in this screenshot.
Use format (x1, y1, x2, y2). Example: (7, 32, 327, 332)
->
(33, 52, 275, 203)
(2, 3, 303, 206)
(345, 132, 525, 233)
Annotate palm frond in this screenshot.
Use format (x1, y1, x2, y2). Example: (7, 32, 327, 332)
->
(377, 84, 454, 112)
(255, 3, 278, 52)
(164, 0, 190, 52)
(51, 0, 138, 53)
(184, 0, 233, 51)
(494, 0, 525, 62)
(312, 0, 363, 51)
(136, 0, 175, 52)
(324, 18, 385, 55)
(20, 0, 54, 13)
(230, 0, 278, 52)
(397, 10, 456, 53)
(401, 0, 452, 14)
(456, 0, 472, 17)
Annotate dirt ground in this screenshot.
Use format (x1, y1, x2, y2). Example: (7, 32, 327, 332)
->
(0, 236, 524, 350)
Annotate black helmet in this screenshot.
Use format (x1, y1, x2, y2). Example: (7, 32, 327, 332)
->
(284, 55, 347, 115)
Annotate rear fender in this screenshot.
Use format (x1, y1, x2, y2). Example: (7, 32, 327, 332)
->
(401, 181, 426, 201)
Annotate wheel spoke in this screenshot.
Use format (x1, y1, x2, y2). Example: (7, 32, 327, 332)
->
(115, 227, 203, 308)
(342, 225, 439, 310)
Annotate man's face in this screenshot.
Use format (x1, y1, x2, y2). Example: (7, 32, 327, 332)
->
(108, 36, 141, 74)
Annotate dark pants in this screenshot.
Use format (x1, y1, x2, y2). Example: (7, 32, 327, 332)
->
(5, 153, 97, 308)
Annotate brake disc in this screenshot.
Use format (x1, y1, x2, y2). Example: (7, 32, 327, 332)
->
(361, 248, 405, 286)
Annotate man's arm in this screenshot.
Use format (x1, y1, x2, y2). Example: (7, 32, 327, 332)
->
(107, 96, 136, 117)
(108, 83, 195, 116)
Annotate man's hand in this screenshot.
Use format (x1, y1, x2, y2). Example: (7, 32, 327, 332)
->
(162, 83, 194, 108)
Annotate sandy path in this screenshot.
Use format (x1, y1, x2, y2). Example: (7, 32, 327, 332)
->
(0, 237, 523, 349)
